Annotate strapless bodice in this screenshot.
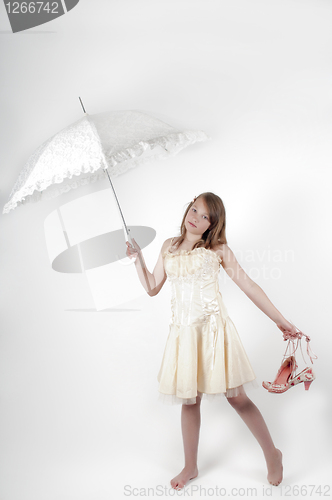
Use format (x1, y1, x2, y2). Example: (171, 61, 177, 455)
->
(162, 247, 223, 327)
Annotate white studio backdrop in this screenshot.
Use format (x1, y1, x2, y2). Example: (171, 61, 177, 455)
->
(0, 1, 331, 499)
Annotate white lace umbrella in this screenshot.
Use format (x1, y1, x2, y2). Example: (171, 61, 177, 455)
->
(3, 106, 209, 293)
(3, 107, 209, 217)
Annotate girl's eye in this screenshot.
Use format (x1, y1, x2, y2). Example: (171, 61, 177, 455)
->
(192, 208, 209, 220)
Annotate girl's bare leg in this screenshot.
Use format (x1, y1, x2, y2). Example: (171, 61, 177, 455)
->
(170, 394, 201, 490)
(226, 387, 283, 486)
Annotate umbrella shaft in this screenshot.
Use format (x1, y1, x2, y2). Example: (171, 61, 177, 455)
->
(103, 166, 151, 291)
(104, 166, 130, 239)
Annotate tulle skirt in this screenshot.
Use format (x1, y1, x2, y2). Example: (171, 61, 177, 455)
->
(157, 305, 257, 405)
(157, 379, 259, 405)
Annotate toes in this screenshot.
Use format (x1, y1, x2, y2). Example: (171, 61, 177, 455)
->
(170, 479, 181, 490)
(172, 482, 182, 490)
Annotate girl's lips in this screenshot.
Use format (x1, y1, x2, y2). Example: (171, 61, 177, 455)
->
(189, 221, 196, 227)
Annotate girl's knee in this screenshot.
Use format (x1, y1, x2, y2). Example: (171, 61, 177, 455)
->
(226, 392, 250, 410)
(183, 394, 202, 408)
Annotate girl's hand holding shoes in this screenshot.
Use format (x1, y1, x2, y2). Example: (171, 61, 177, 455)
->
(275, 318, 298, 336)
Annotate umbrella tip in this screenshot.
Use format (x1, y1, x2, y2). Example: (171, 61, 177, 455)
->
(78, 96, 87, 114)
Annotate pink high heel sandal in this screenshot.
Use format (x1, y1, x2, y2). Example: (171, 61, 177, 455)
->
(263, 324, 318, 394)
(289, 367, 315, 391)
(262, 355, 298, 393)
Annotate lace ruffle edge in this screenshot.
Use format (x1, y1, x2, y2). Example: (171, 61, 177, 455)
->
(3, 129, 210, 214)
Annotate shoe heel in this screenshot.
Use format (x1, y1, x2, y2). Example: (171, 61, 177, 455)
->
(304, 380, 313, 391)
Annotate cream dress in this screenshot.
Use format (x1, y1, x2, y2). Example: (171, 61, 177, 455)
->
(157, 239, 256, 405)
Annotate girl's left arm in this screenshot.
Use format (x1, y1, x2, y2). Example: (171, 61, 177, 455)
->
(218, 244, 297, 335)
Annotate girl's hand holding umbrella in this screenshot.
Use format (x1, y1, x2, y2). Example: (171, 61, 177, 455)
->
(125, 238, 153, 295)
(126, 238, 141, 261)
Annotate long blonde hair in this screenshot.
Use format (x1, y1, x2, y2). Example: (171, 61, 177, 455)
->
(174, 192, 227, 250)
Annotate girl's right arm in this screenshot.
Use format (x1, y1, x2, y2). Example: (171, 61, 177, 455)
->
(126, 237, 172, 296)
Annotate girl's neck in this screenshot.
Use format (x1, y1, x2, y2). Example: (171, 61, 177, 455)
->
(181, 235, 201, 249)
(183, 234, 202, 245)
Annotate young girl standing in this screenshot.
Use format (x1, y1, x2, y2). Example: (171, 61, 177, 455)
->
(126, 192, 297, 490)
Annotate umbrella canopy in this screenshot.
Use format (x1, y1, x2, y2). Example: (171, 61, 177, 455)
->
(3, 110, 209, 214)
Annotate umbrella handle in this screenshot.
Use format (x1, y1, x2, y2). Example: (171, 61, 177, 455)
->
(126, 237, 152, 294)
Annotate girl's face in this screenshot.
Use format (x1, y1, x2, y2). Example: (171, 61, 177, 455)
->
(185, 197, 211, 237)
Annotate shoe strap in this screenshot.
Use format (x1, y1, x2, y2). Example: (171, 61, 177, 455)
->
(282, 323, 318, 365)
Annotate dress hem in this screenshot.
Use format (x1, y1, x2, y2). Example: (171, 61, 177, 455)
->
(157, 378, 259, 405)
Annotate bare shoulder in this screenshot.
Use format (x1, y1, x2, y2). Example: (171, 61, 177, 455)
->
(212, 242, 227, 256)
(212, 243, 236, 262)
(161, 236, 177, 254)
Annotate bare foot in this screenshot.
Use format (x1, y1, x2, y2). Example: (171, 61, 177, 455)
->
(170, 466, 198, 490)
(267, 449, 283, 486)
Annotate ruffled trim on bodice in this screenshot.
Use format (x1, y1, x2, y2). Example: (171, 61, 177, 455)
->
(162, 245, 222, 265)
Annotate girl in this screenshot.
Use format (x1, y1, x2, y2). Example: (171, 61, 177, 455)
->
(126, 192, 297, 490)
